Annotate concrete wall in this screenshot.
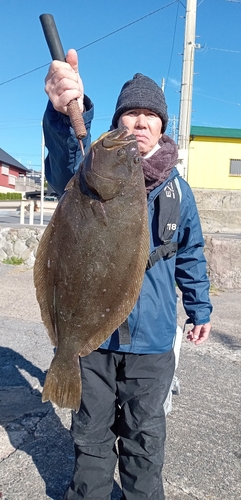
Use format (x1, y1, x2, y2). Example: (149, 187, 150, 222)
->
(193, 188, 241, 233)
(205, 234, 241, 289)
(0, 224, 241, 290)
(0, 188, 240, 289)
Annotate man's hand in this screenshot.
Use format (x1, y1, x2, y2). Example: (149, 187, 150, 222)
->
(44, 49, 84, 115)
(186, 322, 211, 345)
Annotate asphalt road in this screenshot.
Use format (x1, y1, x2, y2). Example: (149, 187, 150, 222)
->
(0, 211, 52, 226)
(0, 263, 240, 500)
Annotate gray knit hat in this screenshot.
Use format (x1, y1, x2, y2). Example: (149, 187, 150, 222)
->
(111, 73, 168, 133)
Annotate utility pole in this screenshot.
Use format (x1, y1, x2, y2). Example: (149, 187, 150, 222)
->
(40, 123, 45, 225)
(177, 0, 198, 180)
(172, 115, 177, 142)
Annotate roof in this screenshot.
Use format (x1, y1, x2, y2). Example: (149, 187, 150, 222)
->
(190, 126, 241, 139)
(0, 148, 29, 172)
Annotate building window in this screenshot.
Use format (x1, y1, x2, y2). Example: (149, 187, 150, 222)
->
(9, 175, 16, 186)
(1, 165, 9, 175)
(230, 159, 241, 176)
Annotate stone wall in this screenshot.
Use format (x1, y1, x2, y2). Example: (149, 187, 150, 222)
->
(0, 226, 44, 267)
(0, 224, 241, 290)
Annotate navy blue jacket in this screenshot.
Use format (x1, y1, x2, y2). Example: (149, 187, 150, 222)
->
(43, 99, 212, 354)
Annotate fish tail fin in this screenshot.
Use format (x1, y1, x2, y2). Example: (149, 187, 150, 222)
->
(42, 354, 81, 412)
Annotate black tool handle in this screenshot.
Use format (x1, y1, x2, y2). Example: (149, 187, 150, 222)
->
(39, 13, 87, 142)
(39, 14, 65, 61)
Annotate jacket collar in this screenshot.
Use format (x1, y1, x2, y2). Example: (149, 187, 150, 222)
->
(147, 167, 180, 204)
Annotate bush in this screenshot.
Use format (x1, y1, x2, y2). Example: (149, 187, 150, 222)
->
(3, 256, 24, 265)
(0, 192, 22, 200)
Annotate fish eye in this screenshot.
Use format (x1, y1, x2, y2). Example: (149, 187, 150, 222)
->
(117, 148, 126, 157)
(134, 156, 140, 164)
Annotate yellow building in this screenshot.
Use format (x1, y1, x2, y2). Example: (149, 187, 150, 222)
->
(187, 126, 241, 190)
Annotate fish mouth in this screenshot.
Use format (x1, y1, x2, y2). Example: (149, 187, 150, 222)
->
(92, 127, 137, 151)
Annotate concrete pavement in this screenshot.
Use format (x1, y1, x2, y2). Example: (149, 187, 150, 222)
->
(0, 263, 240, 499)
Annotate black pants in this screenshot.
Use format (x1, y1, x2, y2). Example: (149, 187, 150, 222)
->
(64, 348, 175, 500)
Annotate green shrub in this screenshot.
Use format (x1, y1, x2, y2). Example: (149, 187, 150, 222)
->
(0, 192, 22, 200)
(3, 256, 24, 265)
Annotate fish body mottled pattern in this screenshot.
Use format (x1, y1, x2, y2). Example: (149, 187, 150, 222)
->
(34, 128, 150, 411)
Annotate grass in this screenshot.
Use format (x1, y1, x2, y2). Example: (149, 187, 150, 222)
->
(209, 284, 223, 295)
(3, 256, 24, 265)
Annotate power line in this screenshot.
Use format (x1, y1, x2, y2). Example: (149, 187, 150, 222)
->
(207, 46, 241, 54)
(194, 91, 240, 106)
(197, 44, 241, 54)
(0, 1, 177, 87)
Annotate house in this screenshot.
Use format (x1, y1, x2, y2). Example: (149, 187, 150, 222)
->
(187, 126, 241, 190)
(0, 148, 29, 193)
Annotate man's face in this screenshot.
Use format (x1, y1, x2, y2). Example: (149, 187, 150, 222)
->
(118, 108, 163, 156)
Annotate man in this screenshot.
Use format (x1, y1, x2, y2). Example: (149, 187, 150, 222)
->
(43, 49, 212, 500)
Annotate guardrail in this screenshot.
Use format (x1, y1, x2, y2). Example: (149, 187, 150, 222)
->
(0, 200, 58, 225)
(20, 200, 34, 224)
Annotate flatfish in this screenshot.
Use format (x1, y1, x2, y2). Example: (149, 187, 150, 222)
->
(34, 126, 149, 411)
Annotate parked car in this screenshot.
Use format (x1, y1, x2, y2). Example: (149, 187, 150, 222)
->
(44, 195, 58, 201)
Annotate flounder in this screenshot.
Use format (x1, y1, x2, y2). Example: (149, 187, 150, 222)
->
(34, 126, 150, 411)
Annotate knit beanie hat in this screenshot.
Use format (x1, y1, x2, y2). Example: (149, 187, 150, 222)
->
(111, 73, 168, 133)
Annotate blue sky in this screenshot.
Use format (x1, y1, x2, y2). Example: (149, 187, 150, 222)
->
(0, 0, 240, 171)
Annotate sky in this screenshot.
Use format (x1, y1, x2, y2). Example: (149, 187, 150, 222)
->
(0, 0, 240, 171)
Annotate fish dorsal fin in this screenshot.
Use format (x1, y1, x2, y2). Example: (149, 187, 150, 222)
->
(34, 211, 59, 346)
